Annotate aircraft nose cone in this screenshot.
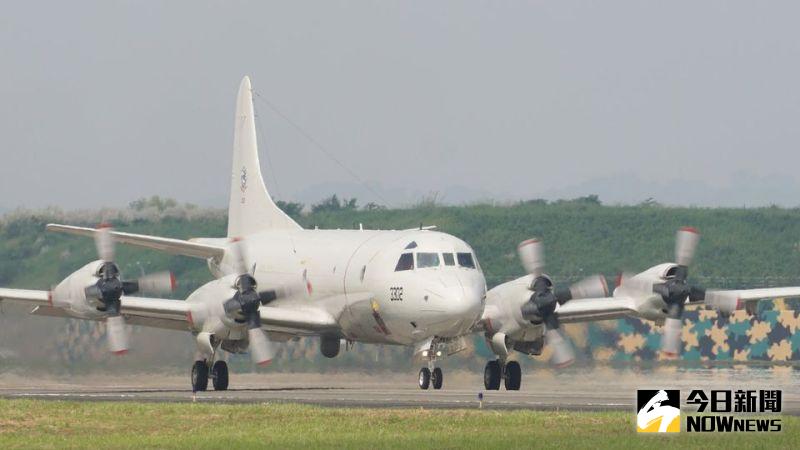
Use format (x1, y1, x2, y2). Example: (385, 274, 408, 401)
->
(447, 278, 485, 319)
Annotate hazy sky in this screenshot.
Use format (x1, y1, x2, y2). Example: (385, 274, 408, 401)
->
(2, 1, 800, 209)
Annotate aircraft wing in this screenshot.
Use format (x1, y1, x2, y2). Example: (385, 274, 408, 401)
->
(0, 288, 51, 306)
(555, 295, 639, 323)
(1, 288, 340, 335)
(46, 224, 225, 260)
(705, 287, 800, 302)
(696, 286, 800, 312)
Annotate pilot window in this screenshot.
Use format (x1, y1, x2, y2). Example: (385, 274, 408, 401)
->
(395, 253, 414, 271)
(416, 252, 440, 268)
(442, 253, 455, 266)
(457, 252, 476, 269)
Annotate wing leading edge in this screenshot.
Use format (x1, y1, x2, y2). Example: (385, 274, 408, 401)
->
(46, 224, 225, 260)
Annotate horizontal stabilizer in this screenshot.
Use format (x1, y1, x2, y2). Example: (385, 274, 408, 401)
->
(46, 224, 225, 260)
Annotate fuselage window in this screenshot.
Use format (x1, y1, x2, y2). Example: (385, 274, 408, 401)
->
(457, 252, 476, 269)
(442, 253, 455, 266)
(416, 252, 440, 268)
(395, 253, 414, 271)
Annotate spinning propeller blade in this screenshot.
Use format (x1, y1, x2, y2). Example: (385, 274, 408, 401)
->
(83, 224, 176, 354)
(652, 227, 706, 357)
(517, 238, 607, 368)
(247, 328, 277, 366)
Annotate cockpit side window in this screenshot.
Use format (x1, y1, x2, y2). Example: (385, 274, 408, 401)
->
(416, 252, 440, 268)
(457, 252, 476, 269)
(395, 253, 414, 271)
(442, 253, 455, 266)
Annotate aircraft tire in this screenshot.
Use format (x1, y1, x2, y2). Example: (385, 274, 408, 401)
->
(484, 360, 501, 390)
(432, 367, 443, 390)
(211, 360, 229, 391)
(418, 367, 431, 389)
(504, 361, 521, 390)
(191, 360, 209, 392)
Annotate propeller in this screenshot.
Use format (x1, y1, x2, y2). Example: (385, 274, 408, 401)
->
(517, 239, 608, 367)
(222, 272, 278, 365)
(651, 227, 706, 357)
(82, 224, 176, 354)
(220, 238, 304, 366)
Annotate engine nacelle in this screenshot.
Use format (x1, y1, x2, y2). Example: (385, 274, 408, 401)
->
(185, 274, 240, 333)
(51, 260, 106, 317)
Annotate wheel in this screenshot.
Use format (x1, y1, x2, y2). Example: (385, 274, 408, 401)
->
(484, 360, 501, 390)
(191, 360, 209, 392)
(211, 360, 229, 391)
(418, 367, 431, 390)
(431, 367, 443, 390)
(504, 361, 521, 390)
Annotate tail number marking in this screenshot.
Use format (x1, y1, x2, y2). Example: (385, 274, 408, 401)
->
(390, 286, 404, 302)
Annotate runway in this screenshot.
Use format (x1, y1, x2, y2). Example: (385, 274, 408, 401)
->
(1, 367, 799, 413)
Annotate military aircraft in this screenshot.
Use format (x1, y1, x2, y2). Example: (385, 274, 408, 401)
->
(0, 76, 487, 391)
(477, 228, 800, 390)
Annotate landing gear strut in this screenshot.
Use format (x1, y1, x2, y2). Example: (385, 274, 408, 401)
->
(192, 341, 230, 392)
(484, 359, 521, 391)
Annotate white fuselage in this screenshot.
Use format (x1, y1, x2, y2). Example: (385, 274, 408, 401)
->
(194, 228, 487, 346)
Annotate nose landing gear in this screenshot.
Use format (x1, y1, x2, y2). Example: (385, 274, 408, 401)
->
(418, 364, 444, 390)
(484, 359, 521, 390)
(418, 338, 452, 390)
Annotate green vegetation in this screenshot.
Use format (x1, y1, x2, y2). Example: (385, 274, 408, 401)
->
(4, 196, 800, 291)
(0, 399, 795, 449)
(1, 197, 799, 372)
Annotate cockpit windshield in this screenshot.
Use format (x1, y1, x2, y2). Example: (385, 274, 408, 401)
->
(417, 253, 440, 268)
(457, 252, 476, 269)
(395, 251, 477, 271)
(442, 253, 455, 266)
(395, 253, 414, 271)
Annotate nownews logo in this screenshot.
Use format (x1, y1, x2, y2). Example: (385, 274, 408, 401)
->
(637, 390, 681, 433)
(636, 389, 783, 433)
(685, 389, 782, 433)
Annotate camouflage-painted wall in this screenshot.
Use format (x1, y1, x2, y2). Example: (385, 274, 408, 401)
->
(564, 298, 800, 363)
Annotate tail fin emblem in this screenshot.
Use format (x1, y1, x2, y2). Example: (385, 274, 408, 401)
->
(240, 167, 248, 192)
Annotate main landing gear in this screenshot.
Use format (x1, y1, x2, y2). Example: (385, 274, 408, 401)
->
(191, 358, 229, 392)
(484, 359, 521, 391)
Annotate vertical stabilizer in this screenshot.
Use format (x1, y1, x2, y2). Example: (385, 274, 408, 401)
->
(227, 76, 301, 237)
